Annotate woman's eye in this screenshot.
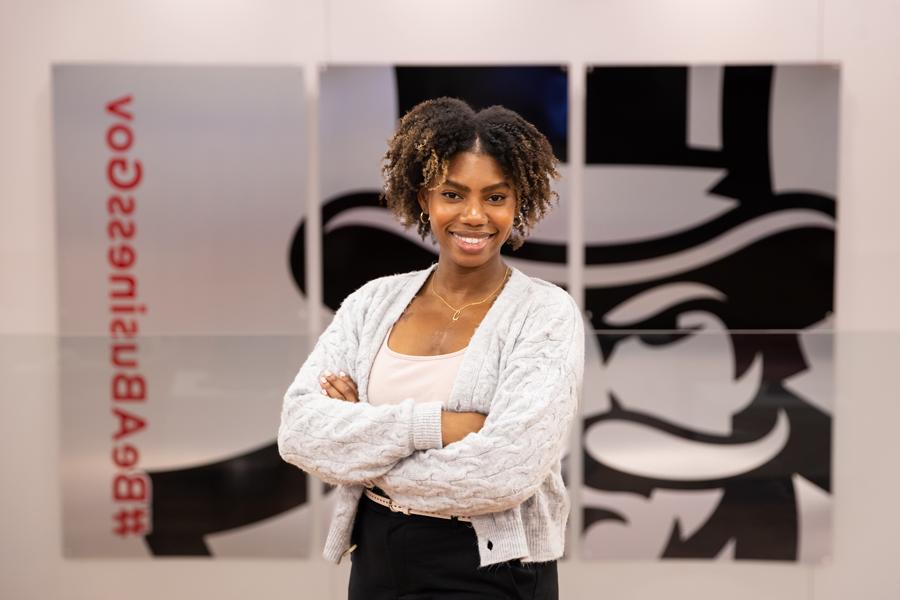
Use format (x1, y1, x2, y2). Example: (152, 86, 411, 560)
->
(488, 195, 505, 203)
(442, 191, 461, 200)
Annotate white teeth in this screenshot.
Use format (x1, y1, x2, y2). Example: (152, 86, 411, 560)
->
(452, 232, 490, 244)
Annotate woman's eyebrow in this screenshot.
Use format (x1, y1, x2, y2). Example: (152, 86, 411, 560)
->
(444, 179, 510, 192)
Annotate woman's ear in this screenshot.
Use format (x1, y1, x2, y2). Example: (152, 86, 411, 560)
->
(417, 188, 429, 214)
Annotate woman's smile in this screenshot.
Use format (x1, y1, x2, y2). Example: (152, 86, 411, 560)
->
(449, 230, 495, 253)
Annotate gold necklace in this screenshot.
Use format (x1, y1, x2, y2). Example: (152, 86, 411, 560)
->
(430, 267, 511, 322)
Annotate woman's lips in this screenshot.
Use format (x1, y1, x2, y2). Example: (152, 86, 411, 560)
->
(450, 231, 494, 253)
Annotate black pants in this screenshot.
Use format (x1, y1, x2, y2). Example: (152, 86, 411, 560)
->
(348, 493, 558, 599)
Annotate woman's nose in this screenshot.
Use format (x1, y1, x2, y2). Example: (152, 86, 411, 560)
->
(460, 198, 486, 222)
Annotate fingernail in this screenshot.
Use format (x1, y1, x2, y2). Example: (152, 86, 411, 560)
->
(320, 377, 327, 384)
(320, 389, 327, 395)
(323, 370, 333, 377)
(339, 371, 346, 378)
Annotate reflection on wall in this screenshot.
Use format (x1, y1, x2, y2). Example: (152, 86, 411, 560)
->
(54, 65, 310, 557)
(580, 66, 836, 561)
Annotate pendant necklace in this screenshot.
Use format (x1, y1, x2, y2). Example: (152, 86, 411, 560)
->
(430, 267, 511, 322)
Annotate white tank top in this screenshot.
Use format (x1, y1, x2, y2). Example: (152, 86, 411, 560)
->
(367, 323, 468, 407)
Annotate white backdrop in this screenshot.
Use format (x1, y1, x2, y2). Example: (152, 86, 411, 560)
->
(2, 1, 899, 599)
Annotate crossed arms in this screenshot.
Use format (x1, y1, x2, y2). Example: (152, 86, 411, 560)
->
(277, 282, 583, 516)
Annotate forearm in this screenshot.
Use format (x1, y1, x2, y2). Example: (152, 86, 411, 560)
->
(375, 435, 562, 516)
(278, 396, 443, 485)
(278, 317, 444, 486)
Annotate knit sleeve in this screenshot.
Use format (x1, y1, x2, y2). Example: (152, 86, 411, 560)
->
(373, 289, 585, 516)
(277, 279, 444, 487)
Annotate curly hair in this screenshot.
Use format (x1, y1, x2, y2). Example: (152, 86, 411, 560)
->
(380, 97, 560, 250)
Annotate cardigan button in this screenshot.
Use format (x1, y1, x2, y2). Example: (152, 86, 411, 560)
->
(487, 540, 493, 551)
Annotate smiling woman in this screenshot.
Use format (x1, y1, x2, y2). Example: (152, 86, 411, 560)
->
(383, 97, 559, 253)
(420, 151, 516, 269)
(278, 97, 582, 600)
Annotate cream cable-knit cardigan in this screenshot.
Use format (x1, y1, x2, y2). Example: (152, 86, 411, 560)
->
(277, 263, 584, 567)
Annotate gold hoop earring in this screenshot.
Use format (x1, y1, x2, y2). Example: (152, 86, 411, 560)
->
(419, 211, 430, 224)
(513, 214, 523, 229)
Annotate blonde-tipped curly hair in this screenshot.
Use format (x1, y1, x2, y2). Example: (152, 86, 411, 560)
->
(380, 97, 560, 250)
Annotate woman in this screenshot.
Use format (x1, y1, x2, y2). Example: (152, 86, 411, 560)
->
(278, 97, 584, 599)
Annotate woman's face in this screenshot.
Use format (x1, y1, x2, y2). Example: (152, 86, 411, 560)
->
(418, 151, 517, 271)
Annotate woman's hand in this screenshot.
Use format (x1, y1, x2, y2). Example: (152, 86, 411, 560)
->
(441, 411, 487, 446)
(319, 370, 359, 403)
